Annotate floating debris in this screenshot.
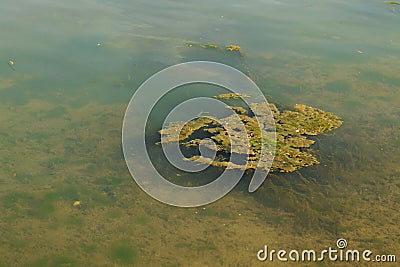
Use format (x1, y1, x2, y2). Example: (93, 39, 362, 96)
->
(207, 44, 218, 49)
(385, 1, 400, 5)
(8, 59, 16, 71)
(184, 42, 218, 49)
(226, 45, 241, 51)
(158, 98, 342, 173)
(213, 93, 250, 99)
(184, 42, 242, 53)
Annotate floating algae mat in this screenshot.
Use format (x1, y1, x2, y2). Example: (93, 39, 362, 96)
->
(157, 93, 342, 173)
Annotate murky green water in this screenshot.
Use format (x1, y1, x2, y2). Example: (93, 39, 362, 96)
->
(1, 0, 399, 266)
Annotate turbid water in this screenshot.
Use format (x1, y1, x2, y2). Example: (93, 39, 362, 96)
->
(0, 0, 399, 266)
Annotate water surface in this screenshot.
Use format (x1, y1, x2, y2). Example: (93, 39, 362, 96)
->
(0, 0, 399, 265)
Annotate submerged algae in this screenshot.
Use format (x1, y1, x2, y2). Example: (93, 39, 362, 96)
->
(158, 94, 342, 173)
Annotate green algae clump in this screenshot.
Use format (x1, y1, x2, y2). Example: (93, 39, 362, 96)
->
(158, 94, 342, 173)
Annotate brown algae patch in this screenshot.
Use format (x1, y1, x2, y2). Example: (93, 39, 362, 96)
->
(158, 94, 342, 173)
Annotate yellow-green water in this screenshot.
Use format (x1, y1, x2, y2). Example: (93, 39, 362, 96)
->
(0, 0, 399, 266)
